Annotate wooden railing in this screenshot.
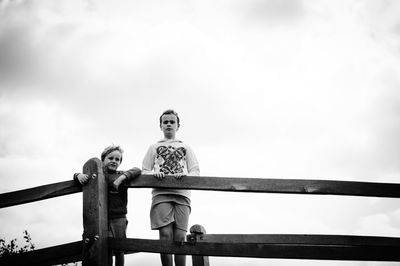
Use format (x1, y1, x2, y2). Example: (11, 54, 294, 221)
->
(1, 157, 400, 266)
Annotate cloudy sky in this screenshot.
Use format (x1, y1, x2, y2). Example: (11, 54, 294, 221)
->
(1, 0, 400, 265)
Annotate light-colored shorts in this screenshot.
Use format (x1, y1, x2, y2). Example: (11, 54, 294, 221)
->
(150, 202, 190, 231)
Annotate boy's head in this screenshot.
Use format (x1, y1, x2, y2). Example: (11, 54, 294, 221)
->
(159, 109, 180, 127)
(159, 109, 180, 139)
(101, 145, 123, 171)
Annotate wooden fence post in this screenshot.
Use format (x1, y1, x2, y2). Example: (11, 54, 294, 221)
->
(189, 224, 210, 266)
(82, 158, 109, 266)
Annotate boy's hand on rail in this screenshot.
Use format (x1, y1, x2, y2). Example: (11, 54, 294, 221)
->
(154, 172, 165, 180)
(153, 172, 185, 180)
(76, 173, 89, 185)
(173, 173, 186, 179)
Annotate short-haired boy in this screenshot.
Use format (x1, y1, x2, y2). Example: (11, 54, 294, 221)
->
(142, 109, 200, 266)
(74, 145, 141, 266)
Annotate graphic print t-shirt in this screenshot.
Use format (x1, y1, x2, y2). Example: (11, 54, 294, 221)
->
(142, 139, 200, 199)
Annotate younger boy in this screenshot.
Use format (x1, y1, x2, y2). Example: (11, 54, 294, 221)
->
(142, 109, 200, 266)
(74, 145, 141, 266)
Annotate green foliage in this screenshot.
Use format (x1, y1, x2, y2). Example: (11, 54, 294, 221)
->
(0, 230, 35, 257)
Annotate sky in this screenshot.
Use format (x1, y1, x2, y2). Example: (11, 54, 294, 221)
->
(1, 0, 400, 265)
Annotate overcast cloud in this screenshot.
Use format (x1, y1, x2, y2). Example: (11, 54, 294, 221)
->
(1, 0, 400, 265)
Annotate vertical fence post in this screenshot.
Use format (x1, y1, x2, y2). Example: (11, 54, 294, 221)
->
(189, 224, 210, 266)
(82, 158, 109, 266)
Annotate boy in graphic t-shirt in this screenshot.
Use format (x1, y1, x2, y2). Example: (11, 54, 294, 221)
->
(142, 109, 200, 266)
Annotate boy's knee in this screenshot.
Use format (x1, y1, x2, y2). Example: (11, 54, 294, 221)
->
(159, 226, 174, 240)
(173, 229, 186, 242)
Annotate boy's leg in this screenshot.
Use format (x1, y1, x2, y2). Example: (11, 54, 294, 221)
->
(159, 223, 174, 266)
(109, 218, 127, 266)
(114, 253, 124, 266)
(171, 203, 190, 266)
(173, 228, 187, 266)
(151, 202, 175, 266)
(108, 224, 113, 266)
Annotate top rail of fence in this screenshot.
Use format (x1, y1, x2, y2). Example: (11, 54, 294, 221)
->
(1, 175, 399, 209)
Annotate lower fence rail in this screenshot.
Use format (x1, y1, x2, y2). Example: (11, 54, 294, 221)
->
(109, 234, 400, 262)
(0, 241, 82, 266)
(2, 234, 399, 266)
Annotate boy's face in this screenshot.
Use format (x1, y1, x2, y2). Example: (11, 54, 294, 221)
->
(103, 150, 122, 171)
(160, 114, 179, 139)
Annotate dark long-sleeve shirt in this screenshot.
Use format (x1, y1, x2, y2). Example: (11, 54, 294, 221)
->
(106, 167, 141, 219)
(74, 167, 141, 220)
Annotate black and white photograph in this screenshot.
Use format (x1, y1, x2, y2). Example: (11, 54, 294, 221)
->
(1, 0, 400, 265)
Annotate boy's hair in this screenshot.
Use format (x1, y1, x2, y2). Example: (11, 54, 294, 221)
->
(101, 145, 124, 162)
(159, 109, 180, 127)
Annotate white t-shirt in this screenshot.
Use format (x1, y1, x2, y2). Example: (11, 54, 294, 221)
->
(142, 139, 200, 199)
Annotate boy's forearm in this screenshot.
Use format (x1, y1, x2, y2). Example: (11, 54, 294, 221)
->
(122, 167, 141, 181)
(188, 167, 200, 176)
(142, 169, 154, 175)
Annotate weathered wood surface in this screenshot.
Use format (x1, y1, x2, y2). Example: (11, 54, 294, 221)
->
(109, 236, 400, 261)
(1, 175, 399, 210)
(0, 241, 82, 266)
(128, 175, 400, 198)
(195, 234, 400, 246)
(189, 224, 209, 266)
(0, 180, 81, 209)
(82, 158, 109, 266)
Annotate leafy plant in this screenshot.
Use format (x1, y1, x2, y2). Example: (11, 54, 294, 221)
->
(0, 230, 80, 265)
(0, 230, 35, 257)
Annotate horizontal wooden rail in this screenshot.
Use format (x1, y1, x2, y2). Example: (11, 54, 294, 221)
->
(109, 236, 400, 261)
(128, 175, 400, 198)
(2, 175, 399, 209)
(0, 240, 82, 266)
(190, 234, 400, 246)
(0, 181, 82, 209)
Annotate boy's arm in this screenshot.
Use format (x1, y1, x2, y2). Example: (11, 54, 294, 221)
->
(112, 167, 141, 192)
(142, 144, 166, 180)
(122, 167, 142, 181)
(142, 145, 155, 175)
(187, 145, 200, 176)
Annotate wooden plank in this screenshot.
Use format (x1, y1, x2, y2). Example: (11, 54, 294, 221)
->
(109, 237, 400, 261)
(193, 234, 400, 247)
(189, 224, 209, 266)
(82, 158, 109, 266)
(0, 241, 82, 266)
(127, 175, 400, 198)
(1, 175, 399, 210)
(0, 181, 82, 209)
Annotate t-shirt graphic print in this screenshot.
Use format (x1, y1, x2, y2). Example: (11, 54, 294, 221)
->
(155, 146, 187, 175)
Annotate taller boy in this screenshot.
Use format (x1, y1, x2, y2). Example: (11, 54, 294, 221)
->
(142, 109, 200, 266)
